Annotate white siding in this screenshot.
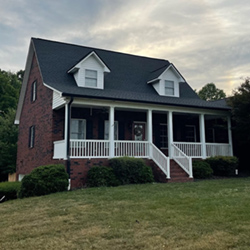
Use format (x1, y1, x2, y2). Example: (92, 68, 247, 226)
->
(53, 91, 66, 109)
(76, 54, 104, 89)
(152, 67, 181, 97)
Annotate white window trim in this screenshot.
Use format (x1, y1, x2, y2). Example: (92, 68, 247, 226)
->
(70, 119, 86, 139)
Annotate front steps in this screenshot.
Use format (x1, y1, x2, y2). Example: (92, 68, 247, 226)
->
(147, 159, 193, 183)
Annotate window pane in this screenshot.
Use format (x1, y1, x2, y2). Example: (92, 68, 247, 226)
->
(71, 119, 86, 139)
(165, 88, 174, 95)
(85, 69, 97, 78)
(85, 78, 97, 87)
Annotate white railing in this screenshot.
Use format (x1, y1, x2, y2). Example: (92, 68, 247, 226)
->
(114, 141, 149, 157)
(173, 142, 202, 158)
(171, 143, 193, 178)
(206, 143, 231, 157)
(150, 143, 170, 178)
(53, 140, 66, 159)
(70, 140, 110, 158)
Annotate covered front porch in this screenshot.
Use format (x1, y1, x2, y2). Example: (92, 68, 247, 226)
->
(53, 99, 233, 179)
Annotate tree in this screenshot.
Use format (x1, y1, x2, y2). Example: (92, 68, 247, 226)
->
(198, 83, 226, 101)
(0, 109, 18, 179)
(0, 69, 22, 181)
(0, 69, 21, 114)
(228, 78, 250, 144)
(227, 78, 250, 170)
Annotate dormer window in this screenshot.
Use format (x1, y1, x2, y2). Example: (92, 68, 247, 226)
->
(68, 51, 110, 89)
(165, 80, 174, 96)
(85, 69, 97, 87)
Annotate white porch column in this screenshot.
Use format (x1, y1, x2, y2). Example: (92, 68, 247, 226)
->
(109, 106, 115, 158)
(64, 102, 69, 159)
(199, 114, 206, 159)
(168, 111, 173, 158)
(147, 109, 153, 158)
(227, 116, 233, 156)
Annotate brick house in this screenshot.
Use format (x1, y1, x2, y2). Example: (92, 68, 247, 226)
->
(15, 38, 233, 189)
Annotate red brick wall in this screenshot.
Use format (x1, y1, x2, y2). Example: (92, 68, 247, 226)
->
(70, 158, 109, 189)
(16, 54, 65, 177)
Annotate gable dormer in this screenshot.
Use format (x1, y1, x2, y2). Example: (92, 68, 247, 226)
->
(148, 64, 184, 97)
(68, 51, 110, 89)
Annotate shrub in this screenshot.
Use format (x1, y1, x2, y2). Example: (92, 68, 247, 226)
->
(0, 181, 21, 201)
(109, 157, 154, 185)
(18, 164, 68, 198)
(192, 160, 213, 179)
(87, 166, 120, 187)
(205, 156, 238, 176)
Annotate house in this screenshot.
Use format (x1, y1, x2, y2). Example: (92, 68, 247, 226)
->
(15, 38, 233, 189)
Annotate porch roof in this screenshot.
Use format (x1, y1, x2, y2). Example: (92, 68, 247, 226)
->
(32, 38, 230, 111)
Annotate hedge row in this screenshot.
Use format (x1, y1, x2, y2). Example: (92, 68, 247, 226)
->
(0, 181, 21, 201)
(193, 156, 238, 179)
(87, 157, 154, 187)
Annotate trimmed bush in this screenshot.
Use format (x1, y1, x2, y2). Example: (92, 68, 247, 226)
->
(109, 157, 154, 184)
(87, 166, 120, 187)
(205, 156, 238, 176)
(18, 164, 68, 198)
(0, 182, 21, 201)
(193, 160, 213, 179)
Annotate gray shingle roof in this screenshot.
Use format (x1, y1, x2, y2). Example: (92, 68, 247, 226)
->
(33, 38, 230, 111)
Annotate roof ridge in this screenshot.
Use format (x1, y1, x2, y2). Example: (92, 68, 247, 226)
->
(31, 37, 169, 62)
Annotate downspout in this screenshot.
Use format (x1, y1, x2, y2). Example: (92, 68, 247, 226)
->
(66, 97, 73, 182)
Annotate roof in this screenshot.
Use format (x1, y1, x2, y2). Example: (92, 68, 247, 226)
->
(32, 38, 230, 111)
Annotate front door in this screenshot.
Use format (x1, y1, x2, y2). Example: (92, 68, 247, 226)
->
(133, 122, 146, 141)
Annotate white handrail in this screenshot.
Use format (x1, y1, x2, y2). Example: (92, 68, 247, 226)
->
(149, 142, 170, 178)
(171, 143, 193, 178)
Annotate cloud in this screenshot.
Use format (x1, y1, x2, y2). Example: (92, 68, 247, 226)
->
(0, 0, 249, 95)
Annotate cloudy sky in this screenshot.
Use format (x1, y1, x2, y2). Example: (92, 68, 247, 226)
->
(0, 0, 249, 95)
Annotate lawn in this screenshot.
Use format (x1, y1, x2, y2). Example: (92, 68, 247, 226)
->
(1, 178, 250, 250)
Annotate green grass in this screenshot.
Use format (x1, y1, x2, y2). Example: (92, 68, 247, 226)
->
(1, 178, 250, 249)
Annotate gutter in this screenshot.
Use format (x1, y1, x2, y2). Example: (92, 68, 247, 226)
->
(66, 97, 73, 178)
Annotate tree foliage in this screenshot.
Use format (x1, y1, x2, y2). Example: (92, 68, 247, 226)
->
(0, 69, 21, 114)
(198, 83, 226, 101)
(0, 69, 22, 180)
(228, 78, 250, 145)
(0, 109, 18, 175)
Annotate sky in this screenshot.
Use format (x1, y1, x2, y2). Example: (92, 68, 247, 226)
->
(0, 0, 249, 95)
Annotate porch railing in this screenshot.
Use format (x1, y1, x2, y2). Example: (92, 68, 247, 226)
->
(70, 140, 110, 158)
(53, 140, 66, 159)
(173, 142, 202, 158)
(150, 142, 170, 178)
(114, 140, 149, 157)
(206, 143, 231, 157)
(173, 142, 232, 158)
(171, 143, 193, 178)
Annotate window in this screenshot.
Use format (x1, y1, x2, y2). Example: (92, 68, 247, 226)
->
(165, 80, 174, 96)
(85, 69, 97, 87)
(70, 119, 86, 139)
(185, 125, 196, 142)
(160, 123, 168, 148)
(29, 126, 35, 148)
(104, 121, 118, 140)
(31, 81, 37, 102)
